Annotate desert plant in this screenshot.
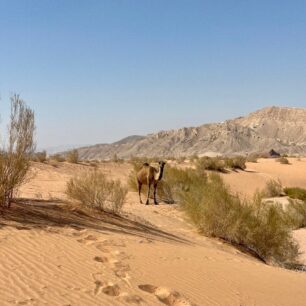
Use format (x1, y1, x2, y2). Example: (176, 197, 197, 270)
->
(66, 170, 127, 214)
(263, 179, 283, 197)
(178, 173, 299, 266)
(66, 149, 79, 164)
(196, 156, 225, 173)
(33, 150, 47, 163)
(277, 157, 290, 165)
(50, 154, 65, 162)
(284, 187, 306, 202)
(0, 95, 36, 208)
(283, 200, 306, 229)
(225, 156, 247, 170)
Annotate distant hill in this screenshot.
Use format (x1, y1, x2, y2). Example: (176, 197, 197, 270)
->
(74, 106, 306, 159)
(41, 144, 89, 155)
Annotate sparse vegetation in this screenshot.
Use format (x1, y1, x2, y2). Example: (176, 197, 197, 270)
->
(225, 156, 247, 170)
(178, 172, 299, 266)
(66, 149, 79, 164)
(263, 179, 284, 197)
(128, 157, 306, 266)
(33, 150, 47, 163)
(66, 170, 127, 214)
(196, 156, 225, 172)
(0, 95, 36, 208)
(283, 200, 306, 229)
(277, 157, 290, 165)
(50, 154, 65, 162)
(284, 187, 306, 202)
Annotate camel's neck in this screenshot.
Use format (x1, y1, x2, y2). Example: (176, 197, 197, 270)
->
(154, 165, 165, 181)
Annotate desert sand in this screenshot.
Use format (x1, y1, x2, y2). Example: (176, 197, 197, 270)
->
(0, 158, 305, 305)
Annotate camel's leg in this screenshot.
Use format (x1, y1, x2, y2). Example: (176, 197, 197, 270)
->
(137, 181, 143, 204)
(146, 183, 151, 205)
(153, 183, 158, 205)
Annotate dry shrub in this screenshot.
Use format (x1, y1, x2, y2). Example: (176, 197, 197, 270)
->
(0, 95, 35, 208)
(50, 154, 65, 162)
(179, 173, 299, 266)
(66, 149, 79, 164)
(66, 170, 127, 214)
(33, 150, 47, 163)
(263, 179, 283, 197)
(225, 156, 247, 170)
(196, 156, 225, 172)
(277, 157, 290, 164)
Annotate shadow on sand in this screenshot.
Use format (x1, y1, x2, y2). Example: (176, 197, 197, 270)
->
(0, 199, 191, 245)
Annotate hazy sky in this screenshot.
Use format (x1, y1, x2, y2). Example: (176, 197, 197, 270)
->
(0, 1, 305, 149)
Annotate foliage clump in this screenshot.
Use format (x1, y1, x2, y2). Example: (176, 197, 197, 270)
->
(66, 170, 127, 214)
(284, 187, 306, 202)
(225, 156, 247, 170)
(196, 156, 225, 172)
(178, 173, 299, 266)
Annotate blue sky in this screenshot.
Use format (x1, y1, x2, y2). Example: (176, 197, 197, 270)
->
(0, 0, 305, 149)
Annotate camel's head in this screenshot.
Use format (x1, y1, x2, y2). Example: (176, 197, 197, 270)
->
(158, 161, 166, 168)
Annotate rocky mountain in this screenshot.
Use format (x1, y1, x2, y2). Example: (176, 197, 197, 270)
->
(76, 106, 306, 159)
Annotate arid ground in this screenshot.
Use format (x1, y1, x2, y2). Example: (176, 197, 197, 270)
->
(0, 158, 306, 305)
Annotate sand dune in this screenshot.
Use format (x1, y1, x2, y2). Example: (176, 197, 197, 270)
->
(0, 159, 305, 305)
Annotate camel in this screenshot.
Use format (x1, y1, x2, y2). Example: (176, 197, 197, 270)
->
(136, 161, 166, 205)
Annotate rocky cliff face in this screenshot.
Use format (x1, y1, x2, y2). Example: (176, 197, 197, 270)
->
(76, 106, 306, 159)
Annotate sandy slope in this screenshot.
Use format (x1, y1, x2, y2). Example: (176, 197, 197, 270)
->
(0, 159, 305, 305)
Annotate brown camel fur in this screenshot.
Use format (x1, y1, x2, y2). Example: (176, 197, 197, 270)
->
(136, 161, 166, 205)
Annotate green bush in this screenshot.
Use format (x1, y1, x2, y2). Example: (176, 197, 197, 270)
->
(178, 173, 299, 266)
(66, 170, 127, 214)
(284, 187, 306, 202)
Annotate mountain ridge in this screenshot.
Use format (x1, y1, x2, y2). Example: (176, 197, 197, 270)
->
(75, 106, 306, 159)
